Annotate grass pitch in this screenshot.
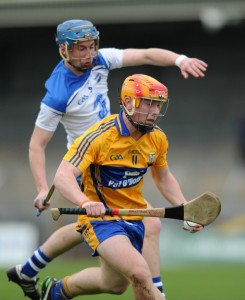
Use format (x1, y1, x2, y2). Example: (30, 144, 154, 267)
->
(2, 259, 244, 299)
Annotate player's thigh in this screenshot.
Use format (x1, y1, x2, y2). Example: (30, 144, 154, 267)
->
(97, 235, 149, 278)
(42, 222, 82, 253)
(143, 200, 162, 235)
(143, 217, 162, 235)
(50, 222, 81, 242)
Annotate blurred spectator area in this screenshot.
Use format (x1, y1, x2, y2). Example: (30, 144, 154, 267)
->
(0, 0, 245, 28)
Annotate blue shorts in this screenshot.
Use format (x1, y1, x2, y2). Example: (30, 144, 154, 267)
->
(77, 219, 145, 256)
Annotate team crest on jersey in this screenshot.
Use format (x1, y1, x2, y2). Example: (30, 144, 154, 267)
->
(148, 150, 156, 163)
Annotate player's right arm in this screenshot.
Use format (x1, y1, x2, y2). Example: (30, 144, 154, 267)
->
(54, 159, 106, 217)
(29, 125, 54, 210)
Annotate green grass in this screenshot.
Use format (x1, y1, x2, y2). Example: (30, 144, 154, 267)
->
(2, 259, 245, 299)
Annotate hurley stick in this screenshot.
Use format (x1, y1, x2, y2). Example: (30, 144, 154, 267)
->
(51, 191, 221, 226)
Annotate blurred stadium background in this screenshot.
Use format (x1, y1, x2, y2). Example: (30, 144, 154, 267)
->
(0, 0, 245, 298)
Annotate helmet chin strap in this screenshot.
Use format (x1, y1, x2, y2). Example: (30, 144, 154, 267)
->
(121, 105, 152, 134)
(67, 61, 93, 72)
(134, 121, 152, 133)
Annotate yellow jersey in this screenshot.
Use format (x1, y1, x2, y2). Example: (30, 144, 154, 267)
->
(64, 111, 168, 220)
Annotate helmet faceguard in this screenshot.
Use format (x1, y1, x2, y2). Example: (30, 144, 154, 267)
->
(56, 20, 100, 72)
(120, 74, 169, 133)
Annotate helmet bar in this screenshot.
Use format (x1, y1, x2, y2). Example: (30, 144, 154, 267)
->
(71, 35, 98, 43)
(141, 97, 168, 102)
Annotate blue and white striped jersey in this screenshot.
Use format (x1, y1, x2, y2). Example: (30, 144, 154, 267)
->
(35, 48, 123, 148)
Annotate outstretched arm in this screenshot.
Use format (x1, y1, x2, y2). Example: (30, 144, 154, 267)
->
(122, 48, 208, 79)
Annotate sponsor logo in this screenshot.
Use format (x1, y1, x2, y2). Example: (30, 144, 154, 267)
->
(77, 87, 92, 105)
(78, 95, 89, 104)
(110, 154, 123, 160)
(123, 171, 140, 178)
(108, 176, 143, 188)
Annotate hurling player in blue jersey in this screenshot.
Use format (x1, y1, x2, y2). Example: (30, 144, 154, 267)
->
(7, 20, 207, 300)
(40, 74, 203, 300)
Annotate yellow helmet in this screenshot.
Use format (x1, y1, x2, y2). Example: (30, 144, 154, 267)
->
(121, 74, 168, 108)
(120, 74, 169, 132)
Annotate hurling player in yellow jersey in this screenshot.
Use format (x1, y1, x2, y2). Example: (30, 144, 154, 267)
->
(41, 74, 203, 300)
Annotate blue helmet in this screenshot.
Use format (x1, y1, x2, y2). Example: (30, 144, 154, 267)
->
(56, 19, 99, 50)
(56, 20, 100, 71)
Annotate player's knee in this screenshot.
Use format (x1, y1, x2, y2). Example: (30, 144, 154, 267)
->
(130, 264, 152, 288)
(102, 275, 129, 295)
(144, 217, 162, 238)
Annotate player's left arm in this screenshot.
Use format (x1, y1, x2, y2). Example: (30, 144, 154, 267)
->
(150, 165, 187, 206)
(151, 166, 203, 233)
(122, 48, 208, 79)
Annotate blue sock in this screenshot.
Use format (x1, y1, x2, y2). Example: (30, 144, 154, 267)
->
(21, 247, 52, 278)
(152, 276, 166, 296)
(51, 279, 72, 300)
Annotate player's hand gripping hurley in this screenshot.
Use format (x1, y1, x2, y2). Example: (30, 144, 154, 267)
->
(35, 185, 55, 216)
(51, 192, 221, 226)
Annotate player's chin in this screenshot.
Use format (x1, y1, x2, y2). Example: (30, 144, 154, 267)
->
(145, 120, 155, 126)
